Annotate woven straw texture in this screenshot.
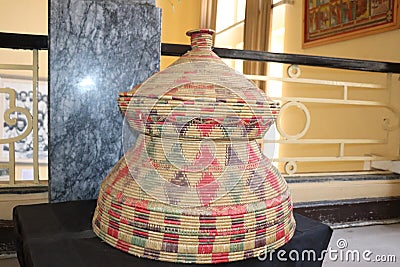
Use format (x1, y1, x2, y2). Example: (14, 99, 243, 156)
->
(92, 29, 296, 264)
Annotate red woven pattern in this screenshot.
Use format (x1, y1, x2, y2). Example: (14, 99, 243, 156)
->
(92, 29, 296, 264)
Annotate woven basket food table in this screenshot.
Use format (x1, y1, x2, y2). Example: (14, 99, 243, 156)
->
(92, 29, 296, 264)
(14, 200, 332, 267)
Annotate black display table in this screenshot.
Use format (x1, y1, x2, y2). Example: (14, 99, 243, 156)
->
(13, 200, 332, 267)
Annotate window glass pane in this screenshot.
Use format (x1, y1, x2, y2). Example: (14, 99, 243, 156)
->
(237, 0, 246, 22)
(216, 0, 236, 32)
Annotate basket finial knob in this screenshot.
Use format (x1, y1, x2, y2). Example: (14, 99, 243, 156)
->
(186, 29, 215, 50)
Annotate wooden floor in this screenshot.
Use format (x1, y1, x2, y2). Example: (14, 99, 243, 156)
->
(0, 220, 17, 267)
(0, 220, 15, 261)
(0, 257, 19, 267)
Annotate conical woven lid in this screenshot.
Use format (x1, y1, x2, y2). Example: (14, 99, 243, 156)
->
(93, 29, 295, 264)
(118, 29, 279, 140)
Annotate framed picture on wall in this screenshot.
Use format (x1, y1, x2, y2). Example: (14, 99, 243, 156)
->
(303, 0, 400, 47)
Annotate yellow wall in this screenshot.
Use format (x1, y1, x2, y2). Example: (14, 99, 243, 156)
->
(290, 177, 400, 203)
(156, 0, 202, 69)
(1, 0, 202, 74)
(0, 0, 47, 34)
(274, 1, 400, 173)
(284, 1, 400, 60)
(0, 192, 48, 220)
(0, 0, 48, 182)
(274, 2, 400, 202)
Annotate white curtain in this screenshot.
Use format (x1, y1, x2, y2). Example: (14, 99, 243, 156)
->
(243, 0, 272, 89)
(200, 0, 218, 30)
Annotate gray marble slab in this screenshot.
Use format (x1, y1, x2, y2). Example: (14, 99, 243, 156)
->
(49, 0, 161, 202)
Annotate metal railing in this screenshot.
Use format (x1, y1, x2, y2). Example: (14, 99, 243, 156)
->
(1, 33, 399, 186)
(251, 69, 397, 174)
(0, 33, 47, 186)
(162, 43, 400, 174)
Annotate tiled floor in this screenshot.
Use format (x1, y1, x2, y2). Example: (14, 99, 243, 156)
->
(323, 223, 400, 266)
(1, 223, 399, 267)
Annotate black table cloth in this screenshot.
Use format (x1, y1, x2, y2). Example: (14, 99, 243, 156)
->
(14, 200, 332, 267)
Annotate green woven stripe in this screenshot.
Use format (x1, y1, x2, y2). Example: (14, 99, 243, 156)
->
(230, 242, 244, 252)
(131, 235, 147, 247)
